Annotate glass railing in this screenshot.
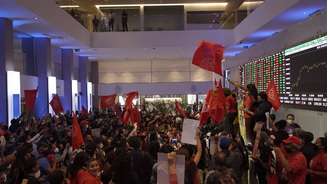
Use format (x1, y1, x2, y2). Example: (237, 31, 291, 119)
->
(59, 2, 263, 32)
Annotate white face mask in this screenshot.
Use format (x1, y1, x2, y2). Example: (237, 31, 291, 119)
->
(99, 144, 104, 149)
(287, 119, 293, 124)
(34, 170, 41, 178)
(54, 148, 59, 153)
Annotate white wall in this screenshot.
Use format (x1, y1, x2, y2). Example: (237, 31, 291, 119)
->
(56, 79, 64, 97)
(99, 81, 212, 96)
(91, 29, 234, 48)
(223, 10, 327, 137)
(98, 59, 212, 84)
(275, 106, 327, 138)
(20, 74, 38, 96)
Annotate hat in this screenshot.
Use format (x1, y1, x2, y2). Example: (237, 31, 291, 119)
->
(283, 136, 302, 145)
(220, 137, 232, 150)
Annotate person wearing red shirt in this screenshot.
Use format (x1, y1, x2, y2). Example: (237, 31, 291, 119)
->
(274, 136, 307, 184)
(70, 152, 102, 184)
(243, 84, 258, 143)
(308, 137, 327, 184)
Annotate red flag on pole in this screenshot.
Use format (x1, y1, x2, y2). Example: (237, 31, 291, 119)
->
(121, 91, 139, 124)
(24, 89, 37, 112)
(124, 91, 138, 110)
(130, 107, 141, 124)
(267, 80, 281, 111)
(175, 101, 187, 118)
(49, 95, 64, 114)
(100, 94, 117, 109)
(122, 110, 130, 124)
(192, 41, 224, 75)
(199, 90, 212, 127)
(72, 113, 84, 150)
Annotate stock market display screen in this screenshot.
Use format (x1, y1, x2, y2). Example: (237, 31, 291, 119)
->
(282, 36, 326, 111)
(240, 36, 327, 111)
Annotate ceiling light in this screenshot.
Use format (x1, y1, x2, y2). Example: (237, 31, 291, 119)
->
(59, 5, 80, 8)
(33, 17, 38, 20)
(242, 1, 264, 6)
(95, 2, 228, 8)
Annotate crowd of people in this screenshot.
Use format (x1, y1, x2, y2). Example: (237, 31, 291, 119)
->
(0, 85, 325, 184)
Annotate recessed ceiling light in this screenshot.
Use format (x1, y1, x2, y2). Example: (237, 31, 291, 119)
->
(95, 2, 228, 8)
(59, 5, 80, 8)
(33, 17, 38, 20)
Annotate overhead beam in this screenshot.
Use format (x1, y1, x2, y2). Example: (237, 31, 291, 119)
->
(219, 0, 246, 27)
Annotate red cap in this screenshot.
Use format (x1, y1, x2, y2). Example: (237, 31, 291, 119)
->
(283, 136, 302, 145)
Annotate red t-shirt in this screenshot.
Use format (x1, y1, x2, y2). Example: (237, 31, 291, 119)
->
(286, 152, 307, 184)
(310, 150, 327, 184)
(225, 96, 237, 113)
(243, 95, 255, 118)
(71, 170, 102, 184)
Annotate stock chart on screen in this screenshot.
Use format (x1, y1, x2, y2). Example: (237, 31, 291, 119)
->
(240, 36, 327, 111)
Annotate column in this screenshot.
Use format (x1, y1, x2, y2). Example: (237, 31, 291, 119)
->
(34, 37, 51, 118)
(90, 62, 99, 108)
(22, 38, 36, 75)
(79, 56, 88, 109)
(61, 49, 73, 112)
(140, 6, 144, 31)
(0, 18, 13, 123)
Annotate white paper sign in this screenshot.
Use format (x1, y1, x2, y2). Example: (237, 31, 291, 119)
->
(157, 153, 185, 184)
(181, 119, 199, 145)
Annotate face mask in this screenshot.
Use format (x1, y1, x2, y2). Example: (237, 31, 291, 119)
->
(287, 119, 293, 124)
(54, 148, 59, 153)
(34, 170, 41, 178)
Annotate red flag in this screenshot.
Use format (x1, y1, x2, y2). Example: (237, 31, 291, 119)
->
(24, 89, 37, 112)
(124, 91, 138, 110)
(175, 101, 187, 118)
(208, 81, 226, 124)
(130, 107, 141, 124)
(72, 113, 84, 150)
(49, 95, 64, 114)
(267, 80, 281, 111)
(122, 110, 130, 124)
(100, 94, 117, 109)
(199, 90, 212, 127)
(192, 41, 224, 75)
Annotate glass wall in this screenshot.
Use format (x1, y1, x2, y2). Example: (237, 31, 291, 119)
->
(144, 6, 184, 31)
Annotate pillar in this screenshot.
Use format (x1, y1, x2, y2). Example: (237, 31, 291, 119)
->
(0, 18, 13, 123)
(22, 38, 36, 76)
(61, 49, 73, 112)
(140, 6, 144, 31)
(90, 62, 99, 108)
(79, 56, 88, 109)
(34, 37, 51, 118)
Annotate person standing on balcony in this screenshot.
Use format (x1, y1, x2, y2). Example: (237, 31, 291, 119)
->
(122, 10, 128, 32)
(108, 11, 114, 31)
(92, 15, 99, 32)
